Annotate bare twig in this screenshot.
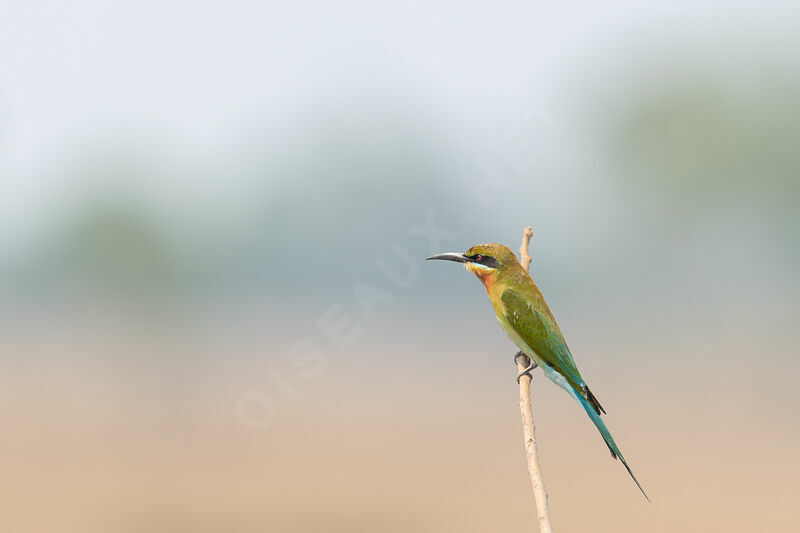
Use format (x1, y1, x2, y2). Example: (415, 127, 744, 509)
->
(517, 226, 553, 532)
(519, 226, 533, 271)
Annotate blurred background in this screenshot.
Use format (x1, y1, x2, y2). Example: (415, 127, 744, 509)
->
(1, 1, 799, 531)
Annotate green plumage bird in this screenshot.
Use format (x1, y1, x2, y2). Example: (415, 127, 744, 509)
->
(428, 242, 649, 501)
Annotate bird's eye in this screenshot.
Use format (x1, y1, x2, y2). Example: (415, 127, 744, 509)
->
(474, 254, 483, 262)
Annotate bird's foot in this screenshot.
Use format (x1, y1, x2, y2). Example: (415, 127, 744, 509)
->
(514, 351, 538, 383)
(513, 350, 529, 366)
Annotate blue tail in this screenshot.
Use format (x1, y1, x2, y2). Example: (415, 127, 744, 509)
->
(538, 362, 649, 500)
(574, 391, 650, 501)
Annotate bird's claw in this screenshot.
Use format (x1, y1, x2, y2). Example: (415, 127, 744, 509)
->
(514, 351, 538, 383)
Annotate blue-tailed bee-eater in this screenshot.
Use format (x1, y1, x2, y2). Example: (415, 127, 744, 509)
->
(427, 243, 649, 501)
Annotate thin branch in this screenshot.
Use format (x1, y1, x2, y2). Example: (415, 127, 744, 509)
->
(519, 226, 533, 271)
(517, 226, 553, 533)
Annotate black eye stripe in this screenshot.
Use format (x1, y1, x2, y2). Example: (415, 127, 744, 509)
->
(466, 254, 499, 268)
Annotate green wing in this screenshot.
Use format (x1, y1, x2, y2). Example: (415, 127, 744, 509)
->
(501, 287, 606, 415)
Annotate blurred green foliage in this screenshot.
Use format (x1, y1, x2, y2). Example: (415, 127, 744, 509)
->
(608, 67, 799, 208)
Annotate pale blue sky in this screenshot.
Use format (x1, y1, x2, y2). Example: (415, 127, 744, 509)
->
(1, 0, 797, 254)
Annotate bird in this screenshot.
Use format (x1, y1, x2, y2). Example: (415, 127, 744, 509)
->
(427, 242, 649, 501)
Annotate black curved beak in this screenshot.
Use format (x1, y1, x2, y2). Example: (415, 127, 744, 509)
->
(426, 252, 469, 263)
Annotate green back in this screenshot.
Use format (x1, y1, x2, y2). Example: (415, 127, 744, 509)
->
(501, 286, 586, 395)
